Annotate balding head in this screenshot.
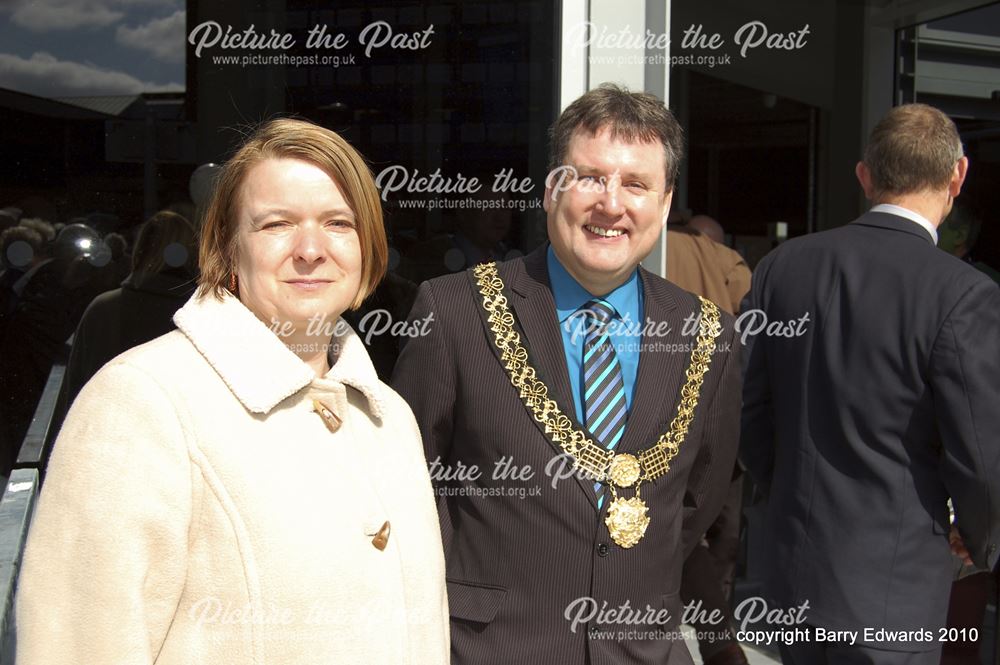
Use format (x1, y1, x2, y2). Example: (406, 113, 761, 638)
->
(688, 214, 725, 244)
(861, 104, 964, 198)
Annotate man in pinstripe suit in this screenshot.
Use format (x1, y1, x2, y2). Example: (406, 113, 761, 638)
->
(393, 84, 742, 665)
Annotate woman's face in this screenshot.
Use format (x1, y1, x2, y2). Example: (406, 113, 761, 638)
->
(235, 157, 363, 331)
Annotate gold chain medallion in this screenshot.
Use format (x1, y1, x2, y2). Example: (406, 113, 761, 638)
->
(472, 262, 722, 548)
(605, 495, 651, 549)
(608, 453, 641, 488)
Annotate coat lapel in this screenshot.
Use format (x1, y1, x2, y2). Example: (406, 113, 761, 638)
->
(508, 248, 578, 419)
(615, 268, 686, 455)
(486, 247, 601, 509)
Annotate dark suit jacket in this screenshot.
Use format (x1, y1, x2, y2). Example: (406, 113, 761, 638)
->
(392, 246, 741, 665)
(740, 211, 1000, 650)
(341, 271, 418, 382)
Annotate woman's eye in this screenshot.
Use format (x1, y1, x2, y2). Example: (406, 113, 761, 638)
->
(262, 220, 289, 230)
(326, 219, 355, 229)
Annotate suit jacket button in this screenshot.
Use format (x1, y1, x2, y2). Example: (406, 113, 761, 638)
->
(597, 543, 610, 557)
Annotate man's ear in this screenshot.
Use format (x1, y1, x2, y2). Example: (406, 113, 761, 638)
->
(855, 162, 876, 200)
(949, 156, 969, 198)
(543, 185, 552, 213)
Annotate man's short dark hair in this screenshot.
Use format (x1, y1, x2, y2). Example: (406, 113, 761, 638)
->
(548, 83, 684, 191)
(863, 103, 964, 196)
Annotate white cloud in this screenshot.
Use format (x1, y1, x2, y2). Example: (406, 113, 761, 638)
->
(6, 0, 180, 32)
(116, 9, 185, 63)
(0, 51, 182, 97)
(11, 2, 123, 31)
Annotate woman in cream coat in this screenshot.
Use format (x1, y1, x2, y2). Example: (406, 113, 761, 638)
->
(16, 119, 449, 664)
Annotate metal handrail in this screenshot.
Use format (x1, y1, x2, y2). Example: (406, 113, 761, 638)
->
(0, 469, 40, 664)
(0, 354, 69, 665)
(15, 364, 65, 472)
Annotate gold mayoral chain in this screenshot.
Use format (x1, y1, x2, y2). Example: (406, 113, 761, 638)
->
(473, 262, 722, 548)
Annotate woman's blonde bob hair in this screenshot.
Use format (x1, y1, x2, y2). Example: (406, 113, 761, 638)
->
(197, 118, 387, 310)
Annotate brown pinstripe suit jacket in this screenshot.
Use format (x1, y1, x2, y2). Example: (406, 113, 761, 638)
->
(392, 246, 742, 665)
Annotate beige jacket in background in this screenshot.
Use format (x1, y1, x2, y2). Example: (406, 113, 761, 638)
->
(666, 229, 751, 315)
(16, 292, 449, 664)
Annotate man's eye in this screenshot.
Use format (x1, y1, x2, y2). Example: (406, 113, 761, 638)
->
(326, 219, 355, 229)
(262, 221, 289, 229)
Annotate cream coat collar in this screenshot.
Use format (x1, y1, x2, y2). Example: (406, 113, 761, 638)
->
(173, 292, 384, 418)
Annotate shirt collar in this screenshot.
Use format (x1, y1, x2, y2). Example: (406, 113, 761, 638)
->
(173, 291, 384, 418)
(546, 245, 640, 324)
(870, 203, 938, 244)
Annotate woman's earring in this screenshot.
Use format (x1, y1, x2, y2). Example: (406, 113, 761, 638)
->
(229, 271, 237, 292)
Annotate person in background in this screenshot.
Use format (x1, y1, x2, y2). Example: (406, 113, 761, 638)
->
(0, 225, 46, 322)
(401, 187, 514, 283)
(0, 210, 17, 234)
(18, 217, 55, 244)
(61, 211, 198, 408)
(16, 118, 448, 664)
(935, 207, 995, 665)
(741, 103, 1000, 665)
(937, 205, 1000, 283)
(667, 215, 751, 665)
(341, 271, 418, 382)
(688, 213, 726, 244)
(104, 231, 131, 285)
(0, 221, 97, 476)
(667, 215, 750, 315)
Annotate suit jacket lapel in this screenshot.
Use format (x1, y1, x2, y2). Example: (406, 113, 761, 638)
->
(616, 268, 685, 455)
(508, 247, 600, 509)
(508, 249, 576, 414)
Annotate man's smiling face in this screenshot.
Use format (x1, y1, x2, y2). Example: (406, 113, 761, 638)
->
(544, 126, 672, 296)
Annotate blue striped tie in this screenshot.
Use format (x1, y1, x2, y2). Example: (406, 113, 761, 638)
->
(581, 299, 627, 509)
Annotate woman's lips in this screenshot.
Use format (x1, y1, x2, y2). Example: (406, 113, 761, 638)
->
(285, 279, 332, 291)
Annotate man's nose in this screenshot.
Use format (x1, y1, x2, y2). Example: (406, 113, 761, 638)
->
(596, 176, 624, 216)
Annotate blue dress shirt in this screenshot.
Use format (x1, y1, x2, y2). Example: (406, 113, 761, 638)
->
(546, 245, 644, 426)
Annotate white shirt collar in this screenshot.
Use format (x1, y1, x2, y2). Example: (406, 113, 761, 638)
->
(870, 204, 937, 244)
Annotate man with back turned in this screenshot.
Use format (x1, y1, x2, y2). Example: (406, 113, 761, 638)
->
(393, 84, 742, 664)
(741, 103, 1000, 665)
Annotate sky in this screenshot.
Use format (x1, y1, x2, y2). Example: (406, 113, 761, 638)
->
(0, 0, 185, 99)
